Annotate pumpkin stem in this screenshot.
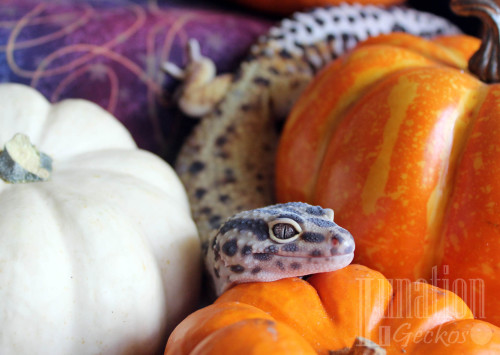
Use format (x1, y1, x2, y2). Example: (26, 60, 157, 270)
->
(0, 133, 52, 183)
(451, 0, 500, 83)
(330, 337, 386, 355)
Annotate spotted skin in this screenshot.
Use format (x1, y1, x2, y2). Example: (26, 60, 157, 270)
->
(205, 202, 355, 295)
(168, 5, 461, 293)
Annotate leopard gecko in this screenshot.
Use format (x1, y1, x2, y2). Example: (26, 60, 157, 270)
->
(164, 4, 461, 294)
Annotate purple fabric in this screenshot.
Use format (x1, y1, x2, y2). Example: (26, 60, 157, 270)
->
(0, 0, 272, 160)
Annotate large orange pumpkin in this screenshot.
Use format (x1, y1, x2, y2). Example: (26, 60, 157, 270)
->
(276, 0, 500, 325)
(229, 0, 404, 15)
(166, 265, 500, 354)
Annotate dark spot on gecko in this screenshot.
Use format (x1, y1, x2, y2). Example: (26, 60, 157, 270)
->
(222, 239, 238, 257)
(251, 267, 262, 274)
(268, 66, 280, 75)
(232, 69, 243, 82)
(222, 168, 237, 184)
(194, 188, 207, 200)
(230, 265, 245, 273)
(213, 240, 221, 261)
(226, 124, 236, 134)
(326, 34, 336, 41)
(213, 267, 220, 278)
(215, 150, 230, 159)
(215, 136, 227, 146)
(290, 262, 302, 270)
(392, 24, 406, 33)
(241, 245, 252, 256)
(219, 194, 230, 203)
(348, 16, 355, 23)
(256, 186, 265, 194)
(245, 54, 256, 62)
(253, 77, 270, 86)
(310, 249, 323, 257)
(281, 243, 298, 252)
(214, 107, 223, 116)
(220, 218, 269, 241)
(209, 215, 223, 229)
(279, 49, 293, 59)
(190, 144, 201, 153)
(264, 245, 279, 254)
(293, 41, 305, 50)
(302, 232, 326, 243)
(213, 247, 220, 262)
(276, 260, 285, 271)
(258, 208, 281, 215)
(333, 16, 340, 22)
(188, 161, 205, 175)
(305, 25, 313, 33)
(240, 103, 253, 112)
(314, 17, 325, 25)
(200, 206, 212, 215)
(277, 213, 304, 224)
(262, 143, 273, 152)
(330, 247, 340, 256)
(306, 206, 326, 216)
(309, 218, 336, 228)
(201, 241, 209, 255)
(256, 173, 264, 181)
(253, 253, 273, 261)
(290, 80, 303, 90)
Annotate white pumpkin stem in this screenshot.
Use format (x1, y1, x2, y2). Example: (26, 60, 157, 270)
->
(0, 133, 52, 183)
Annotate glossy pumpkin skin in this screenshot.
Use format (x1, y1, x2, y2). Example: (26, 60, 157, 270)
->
(230, 0, 404, 15)
(166, 264, 500, 354)
(274, 32, 500, 324)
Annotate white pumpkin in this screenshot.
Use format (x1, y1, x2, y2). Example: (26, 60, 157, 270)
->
(0, 83, 201, 354)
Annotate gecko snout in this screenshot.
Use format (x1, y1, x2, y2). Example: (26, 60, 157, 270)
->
(330, 229, 355, 255)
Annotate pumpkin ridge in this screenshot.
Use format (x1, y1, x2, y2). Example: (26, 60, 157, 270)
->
(311, 64, 455, 207)
(276, 44, 440, 203)
(308, 62, 442, 204)
(359, 33, 472, 70)
(428, 83, 491, 277)
(55, 149, 189, 204)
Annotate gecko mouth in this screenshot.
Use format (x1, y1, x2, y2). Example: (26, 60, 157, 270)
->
(249, 252, 355, 279)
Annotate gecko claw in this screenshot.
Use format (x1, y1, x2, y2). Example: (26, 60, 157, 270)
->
(162, 61, 186, 79)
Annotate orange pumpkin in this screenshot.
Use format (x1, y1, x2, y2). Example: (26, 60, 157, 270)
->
(276, 0, 500, 325)
(166, 265, 500, 354)
(229, 0, 404, 15)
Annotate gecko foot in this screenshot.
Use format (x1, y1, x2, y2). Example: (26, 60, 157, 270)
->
(163, 38, 232, 118)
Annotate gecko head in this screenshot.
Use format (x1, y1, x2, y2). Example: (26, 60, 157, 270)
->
(209, 202, 355, 294)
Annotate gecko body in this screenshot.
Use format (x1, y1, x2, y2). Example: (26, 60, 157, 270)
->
(165, 4, 461, 294)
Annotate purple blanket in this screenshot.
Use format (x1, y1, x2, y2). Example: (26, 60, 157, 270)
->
(0, 0, 272, 160)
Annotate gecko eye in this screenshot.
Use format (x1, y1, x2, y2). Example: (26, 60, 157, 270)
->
(269, 218, 302, 243)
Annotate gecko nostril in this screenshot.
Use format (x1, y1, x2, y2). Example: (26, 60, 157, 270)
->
(332, 236, 340, 247)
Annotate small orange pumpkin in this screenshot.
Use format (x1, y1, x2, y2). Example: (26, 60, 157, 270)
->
(276, 0, 500, 325)
(166, 265, 500, 354)
(228, 0, 405, 15)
